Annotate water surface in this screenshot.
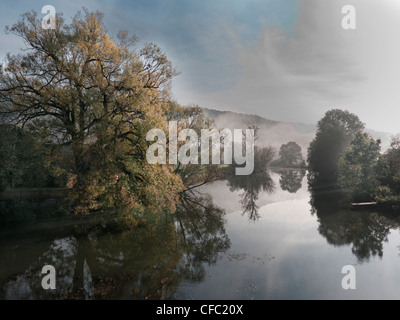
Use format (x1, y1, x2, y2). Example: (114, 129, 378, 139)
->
(1, 170, 400, 299)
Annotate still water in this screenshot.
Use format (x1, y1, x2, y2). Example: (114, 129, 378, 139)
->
(1, 169, 400, 299)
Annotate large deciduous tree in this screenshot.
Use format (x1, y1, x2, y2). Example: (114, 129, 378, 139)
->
(0, 9, 183, 213)
(307, 109, 365, 185)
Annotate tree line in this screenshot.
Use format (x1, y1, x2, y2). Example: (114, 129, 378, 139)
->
(308, 109, 400, 210)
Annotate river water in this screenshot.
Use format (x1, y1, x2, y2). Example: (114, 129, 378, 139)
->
(1, 169, 400, 299)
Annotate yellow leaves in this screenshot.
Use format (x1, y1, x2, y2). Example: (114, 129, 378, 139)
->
(135, 163, 184, 213)
(1, 8, 183, 216)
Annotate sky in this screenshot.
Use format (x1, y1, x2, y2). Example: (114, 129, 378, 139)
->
(0, 0, 399, 133)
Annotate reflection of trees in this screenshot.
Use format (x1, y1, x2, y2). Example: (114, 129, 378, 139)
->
(278, 169, 305, 194)
(226, 147, 275, 221)
(308, 179, 398, 262)
(71, 213, 183, 299)
(2, 193, 230, 299)
(318, 211, 395, 261)
(3, 236, 78, 299)
(174, 191, 231, 282)
(227, 171, 274, 221)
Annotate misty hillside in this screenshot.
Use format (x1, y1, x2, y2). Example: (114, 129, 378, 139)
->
(204, 108, 392, 157)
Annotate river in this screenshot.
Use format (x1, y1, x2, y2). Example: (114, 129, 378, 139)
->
(1, 169, 400, 299)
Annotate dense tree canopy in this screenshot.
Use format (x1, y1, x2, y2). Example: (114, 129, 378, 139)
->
(307, 109, 365, 184)
(372, 136, 400, 209)
(277, 141, 304, 167)
(338, 132, 381, 201)
(0, 9, 185, 213)
(378, 136, 400, 193)
(0, 124, 65, 190)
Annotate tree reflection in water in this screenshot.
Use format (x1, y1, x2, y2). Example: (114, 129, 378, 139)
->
(227, 171, 274, 221)
(226, 147, 275, 221)
(1, 192, 230, 299)
(175, 191, 231, 282)
(308, 177, 399, 262)
(278, 169, 306, 194)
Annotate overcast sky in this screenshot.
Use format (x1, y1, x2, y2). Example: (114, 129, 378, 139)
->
(1, 0, 399, 133)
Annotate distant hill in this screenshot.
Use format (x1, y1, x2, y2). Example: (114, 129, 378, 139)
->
(204, 108, 392, 157)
